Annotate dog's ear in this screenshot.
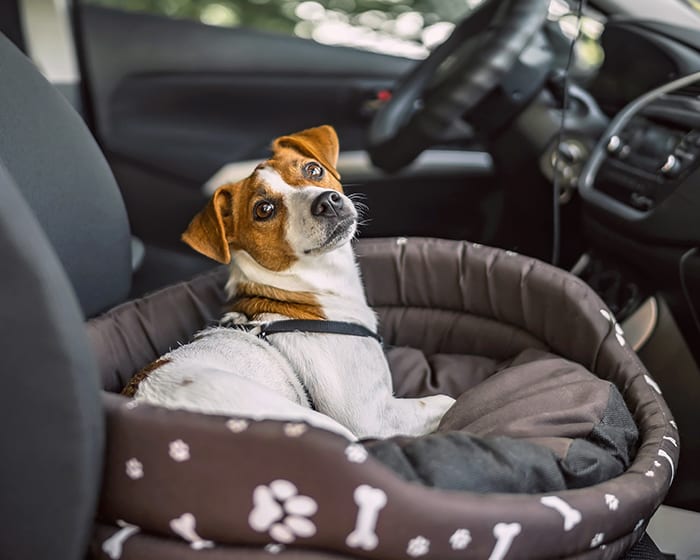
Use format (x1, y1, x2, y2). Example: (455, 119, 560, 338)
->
(272, 125, 340, 180)
(181, 183, 236, 264)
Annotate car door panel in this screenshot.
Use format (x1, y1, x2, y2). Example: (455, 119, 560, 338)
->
(77, 5, 498, 254)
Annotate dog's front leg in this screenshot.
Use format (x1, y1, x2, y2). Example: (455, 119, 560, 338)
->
(377, 394, 456, 438)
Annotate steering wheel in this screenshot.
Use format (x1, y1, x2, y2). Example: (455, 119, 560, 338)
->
(368, 0, 550, 172)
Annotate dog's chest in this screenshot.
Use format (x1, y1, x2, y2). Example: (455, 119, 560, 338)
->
(267, 333, 392, 419)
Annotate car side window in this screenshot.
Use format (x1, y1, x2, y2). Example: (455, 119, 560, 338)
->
(80, 0, 483, 59)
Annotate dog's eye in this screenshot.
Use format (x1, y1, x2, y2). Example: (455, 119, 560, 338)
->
(253, 200, 275, 221)
(303, 162, 325, 180)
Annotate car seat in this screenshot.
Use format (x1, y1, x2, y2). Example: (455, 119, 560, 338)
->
(0, 33, 676, 560)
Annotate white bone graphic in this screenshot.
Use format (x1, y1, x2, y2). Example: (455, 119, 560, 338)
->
(102, 520, 139, 559)
(658, 449, 675, 481)
(346, 485, 387, 551)
(169, 513, 214, 550)
(488, 523, 522, 560)
(644, 375, 661, 394)
(540, 496, 582, 531)
(663, 436, 678, 447)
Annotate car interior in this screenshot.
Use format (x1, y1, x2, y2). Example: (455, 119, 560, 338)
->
(1, 0, 700, 558)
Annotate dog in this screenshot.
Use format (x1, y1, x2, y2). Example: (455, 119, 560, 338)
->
(125, 125, 455, 440)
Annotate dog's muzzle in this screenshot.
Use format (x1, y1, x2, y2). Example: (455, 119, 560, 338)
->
(311, 190, 352, 220)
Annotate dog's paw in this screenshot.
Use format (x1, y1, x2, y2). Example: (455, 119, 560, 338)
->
(421, 394, 456, 431)
(219, 311, 249, 326)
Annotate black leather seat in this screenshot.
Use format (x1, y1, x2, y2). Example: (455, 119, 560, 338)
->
(0, 33, 128, 558)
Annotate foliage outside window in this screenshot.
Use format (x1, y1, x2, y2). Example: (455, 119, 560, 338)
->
(83, 0, 483, 59)
(82, 0, 605, 69)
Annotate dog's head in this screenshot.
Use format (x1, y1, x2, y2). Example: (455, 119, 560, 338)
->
(182, 125, 357, 271)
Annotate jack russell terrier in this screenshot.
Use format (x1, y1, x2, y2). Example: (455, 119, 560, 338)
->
(124, 125, 455, 440)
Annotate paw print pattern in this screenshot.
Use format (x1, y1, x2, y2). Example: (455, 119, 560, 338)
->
(344, 443, 368, 463)
(407, 536, 430, 557)
(264, 543, 285, 554)
(600, 309, 626, 346)
(449, 529, 472, 550)
(226, 418, 249, 433)
(604, 494, 619, 511)
(249, 480, 318, 543)
(169, 439, 190, 462)
(125, 458, 143, 480)
(283, 423, 308, 437)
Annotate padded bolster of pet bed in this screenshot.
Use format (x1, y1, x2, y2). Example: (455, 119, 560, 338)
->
(91, 238, 678, 559)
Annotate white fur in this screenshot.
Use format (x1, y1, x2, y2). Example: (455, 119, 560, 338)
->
(134, 167, 455, 439)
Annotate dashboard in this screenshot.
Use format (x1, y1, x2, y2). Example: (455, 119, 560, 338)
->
(577, 21, 700, 244)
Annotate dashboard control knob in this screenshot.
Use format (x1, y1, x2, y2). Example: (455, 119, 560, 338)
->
(660, 154, 681, 177)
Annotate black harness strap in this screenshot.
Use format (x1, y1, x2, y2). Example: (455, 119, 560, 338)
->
(253, 319, 383, 344)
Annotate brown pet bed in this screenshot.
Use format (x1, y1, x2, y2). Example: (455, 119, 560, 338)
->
(88, 237, 677, 559)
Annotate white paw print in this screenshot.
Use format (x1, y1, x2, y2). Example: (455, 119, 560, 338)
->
(604, 494, 619, 511)
(645, 470, 655, 478)
(670, 420, 677, 429)
(407, 536, 430, 557)
(449, 528, 472, 550)
(505, 250, 517, 256)
(249, 480, 317, 543)
(654, 460, 662, 467)
(600, 309, 626, 346)
(226, 418, 249, 433)
(125, 458, 143, 480)
(344, 443, 368, 463)
(283, 423, 308, 437)
(169, 439, 190, 462)
(264, 543, 285, 554)
(124, 400, 139, 410)
(590, 533, 605, 548)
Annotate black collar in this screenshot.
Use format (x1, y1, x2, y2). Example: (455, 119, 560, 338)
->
(228, 319, 382, 345)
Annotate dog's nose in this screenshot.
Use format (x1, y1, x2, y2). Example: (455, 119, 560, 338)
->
(311, 190, 344, 217)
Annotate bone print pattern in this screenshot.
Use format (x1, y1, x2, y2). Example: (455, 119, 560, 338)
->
(540, 496, 582, 531)
(169, 513, 214, 550)
(346, 485, 387, 551)
(102, 520, 140, 560)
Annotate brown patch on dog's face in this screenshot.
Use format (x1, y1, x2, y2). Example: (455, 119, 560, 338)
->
(122, 358, 172, 397)
(267, 146, 343, 193)
(181, 176, 296, 270)
(182, 124, 350, 270)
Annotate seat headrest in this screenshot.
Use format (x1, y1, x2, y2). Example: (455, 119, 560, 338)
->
(0, 34, 131, 317)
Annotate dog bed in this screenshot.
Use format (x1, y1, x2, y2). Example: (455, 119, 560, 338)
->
(88, 237, 677, 559)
